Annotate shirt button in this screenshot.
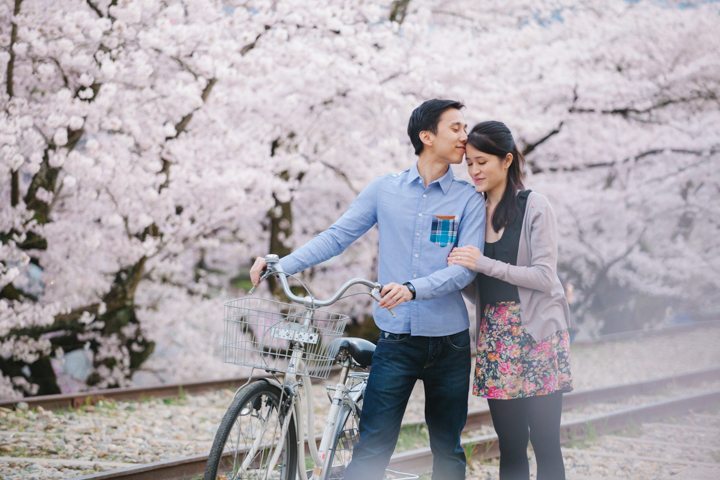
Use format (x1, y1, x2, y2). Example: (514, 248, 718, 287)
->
(414, 253, 419, 258)
(416, 232, 420, 236)
(413, 274, 417, 278)
(418, 213, 422, 217)
(422, 194, 427, 198)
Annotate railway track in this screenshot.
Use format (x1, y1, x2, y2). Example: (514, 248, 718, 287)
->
(571, 319, 720, 346)
(465, 407, 720, 479)
(0, 375, 269, 411)
(2, 322, 718, 478)
(391, 388, 720, 475)
(2, 319, 717, 413)
(15, 366, 711, 479)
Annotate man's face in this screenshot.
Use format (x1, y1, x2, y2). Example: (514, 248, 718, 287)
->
(424, 109, 468, 164)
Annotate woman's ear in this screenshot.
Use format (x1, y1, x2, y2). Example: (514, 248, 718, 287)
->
(503, 152, 514, 170)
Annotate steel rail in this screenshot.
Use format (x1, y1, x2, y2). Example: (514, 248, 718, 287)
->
(0, 369, 338, 411)
(0, 375, 269, 411)
(463, 365, 720, 430)
(571, 318, 720, 346)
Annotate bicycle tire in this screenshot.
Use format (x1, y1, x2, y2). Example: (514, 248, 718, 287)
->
(204, 380, 298, 480)
(323, 398, 363, 480)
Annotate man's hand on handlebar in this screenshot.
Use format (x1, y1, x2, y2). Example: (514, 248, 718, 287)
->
(379, 283, 413, 310)
(250, 256, 267, 286)
(250, 254, 397, 316)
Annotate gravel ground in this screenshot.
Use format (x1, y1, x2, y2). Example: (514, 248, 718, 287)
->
(1, 324, 719, 479)
(457, 380, 720, 442)
(467, 408, 720, 479)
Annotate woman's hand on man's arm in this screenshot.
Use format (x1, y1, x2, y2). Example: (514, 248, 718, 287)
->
(448, 245, 485, 272)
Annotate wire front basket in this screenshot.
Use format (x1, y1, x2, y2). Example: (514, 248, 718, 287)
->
(223, 297, 348, 379)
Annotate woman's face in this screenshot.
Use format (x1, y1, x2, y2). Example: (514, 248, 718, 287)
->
(465, 143, 512, 193)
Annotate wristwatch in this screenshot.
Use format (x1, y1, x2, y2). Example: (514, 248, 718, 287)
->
(403, 282, 416, 300)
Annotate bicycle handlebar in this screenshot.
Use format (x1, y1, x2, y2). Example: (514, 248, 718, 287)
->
(261, 254, 384, 308)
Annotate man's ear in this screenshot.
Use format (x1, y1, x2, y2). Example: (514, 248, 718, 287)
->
(419, 130, 433, 148)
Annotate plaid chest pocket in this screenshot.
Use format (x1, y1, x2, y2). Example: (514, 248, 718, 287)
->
(430, 215, 458, 247)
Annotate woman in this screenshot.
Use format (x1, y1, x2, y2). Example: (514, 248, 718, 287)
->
(448, 121, 573, 480)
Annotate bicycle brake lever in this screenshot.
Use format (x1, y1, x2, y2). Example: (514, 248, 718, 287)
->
(371, 286, 397, 318)
(248, 269, 272, 295)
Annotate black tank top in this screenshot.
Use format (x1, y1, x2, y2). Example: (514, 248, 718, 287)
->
(478, 190, 531, 310)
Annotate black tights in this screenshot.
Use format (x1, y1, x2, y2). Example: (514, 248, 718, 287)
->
(488, 392, 565, 480)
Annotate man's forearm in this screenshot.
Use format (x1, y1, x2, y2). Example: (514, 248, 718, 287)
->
(411, 264, 476, 300)
(278, 229, 346, 275)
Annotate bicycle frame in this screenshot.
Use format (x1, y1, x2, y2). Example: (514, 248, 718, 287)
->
(257, 315, 361, 480)
(250, 255, 374, 480)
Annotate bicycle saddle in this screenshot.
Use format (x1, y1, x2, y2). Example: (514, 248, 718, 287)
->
(331, 337, 376, 368)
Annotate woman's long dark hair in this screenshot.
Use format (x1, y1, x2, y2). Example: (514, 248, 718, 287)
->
(467, 121, 526, 233)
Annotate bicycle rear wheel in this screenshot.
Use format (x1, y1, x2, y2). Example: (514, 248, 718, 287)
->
(323, 398, 362, 480)
(205, 380, 297, 480)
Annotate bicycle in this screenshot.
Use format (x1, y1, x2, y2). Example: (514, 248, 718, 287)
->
(204, 254, 416, 480)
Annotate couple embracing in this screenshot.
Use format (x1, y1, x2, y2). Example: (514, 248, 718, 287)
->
(250, 99, 573, 480)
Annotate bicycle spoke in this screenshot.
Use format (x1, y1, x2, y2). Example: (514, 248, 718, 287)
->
(208, 384, 295, 480)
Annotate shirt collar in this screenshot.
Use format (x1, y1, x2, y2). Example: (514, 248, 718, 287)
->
(405, 163, 454, 195)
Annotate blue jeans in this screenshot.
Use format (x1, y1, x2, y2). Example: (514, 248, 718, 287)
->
(344, 329, 471, 480)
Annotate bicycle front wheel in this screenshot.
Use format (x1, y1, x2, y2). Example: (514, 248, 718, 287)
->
(205, 380, 298, 480)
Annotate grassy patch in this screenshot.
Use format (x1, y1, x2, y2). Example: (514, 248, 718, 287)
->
(162, 395, 188, 406)
(617, 423, 643, 437)
(95, 399, 118, 410)
(463, 443, 478, 471)
(396, 423, 429, 452)
(563, 422, 599, 449)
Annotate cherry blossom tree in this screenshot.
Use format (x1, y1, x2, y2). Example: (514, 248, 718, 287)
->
(2, 0, 718, 397)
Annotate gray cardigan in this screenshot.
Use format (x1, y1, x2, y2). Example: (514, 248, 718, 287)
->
(464, 191, 571, 341)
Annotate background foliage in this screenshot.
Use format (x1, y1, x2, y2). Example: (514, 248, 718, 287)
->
(2, 0, 719, 397)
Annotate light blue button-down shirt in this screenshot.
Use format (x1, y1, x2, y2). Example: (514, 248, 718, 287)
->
(279, 163, 486, 336)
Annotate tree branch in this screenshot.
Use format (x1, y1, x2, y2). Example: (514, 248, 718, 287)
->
(85, 0, 102, 17)
(318, 160, 360, 195)
(5, 0, 22, 98)
(521, 120, 564, 158)
(7, 0, 23, 207)
(390, 0, 412, 24)
(85, 0, 118, 20)
(530, 145, 720, 175)
(568, 92, 718, 120)
(240, 25, 271, 56)
(159, 78, 217, 191)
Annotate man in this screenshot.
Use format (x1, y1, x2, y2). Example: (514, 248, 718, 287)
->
(250, 99, 485, 479)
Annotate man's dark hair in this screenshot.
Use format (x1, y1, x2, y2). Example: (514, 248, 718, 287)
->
(407, 99, 465, 155)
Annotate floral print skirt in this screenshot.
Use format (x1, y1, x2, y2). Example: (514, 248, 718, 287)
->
(473, 301, 573, 399)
